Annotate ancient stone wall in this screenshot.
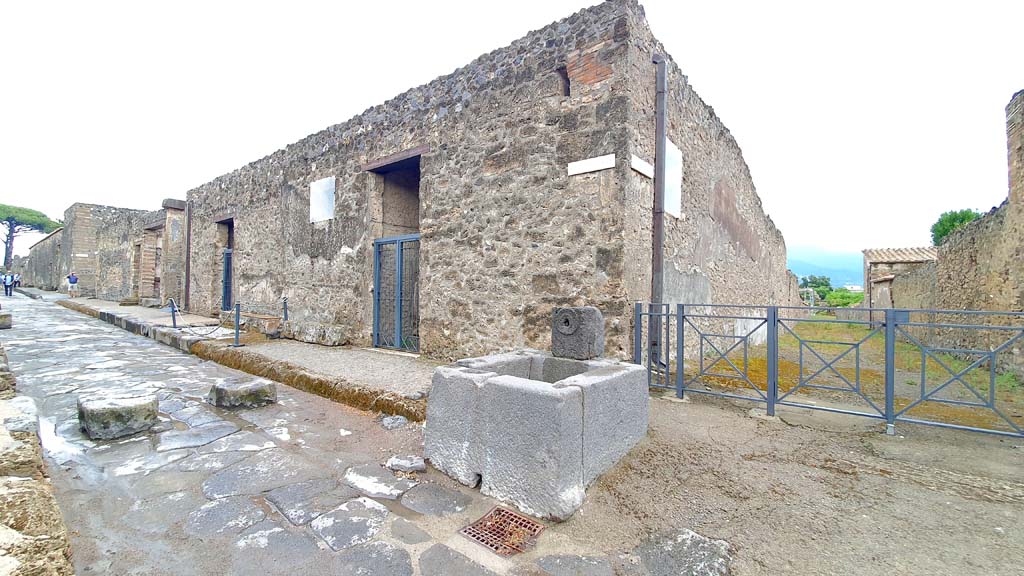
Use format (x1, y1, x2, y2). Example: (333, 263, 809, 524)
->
(186, 0, 640, 359)
(890, 261, 937, 310)
(20, 228, 64, 290)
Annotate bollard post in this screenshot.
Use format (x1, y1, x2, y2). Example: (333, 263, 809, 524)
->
(282, 297, 288, 321)
(676, 304, 684, 399)
(231, 302, 242, 347)
(766, 306, 779, 416)
(170, 299, 177, 329)
(633, 302, 642, 365)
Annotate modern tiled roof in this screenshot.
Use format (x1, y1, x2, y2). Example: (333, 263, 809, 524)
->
(862, 247, 938, 264)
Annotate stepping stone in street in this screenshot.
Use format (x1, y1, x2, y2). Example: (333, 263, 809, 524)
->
(207, 377, 277, 409)
(400, 483, 471, 516)
(0, 312, 11, 329)
(77, 394, 158, 440)
(310, 497, 389, 551)
(343, 463, 417, 500)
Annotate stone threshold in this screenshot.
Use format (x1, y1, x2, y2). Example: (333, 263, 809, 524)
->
(55, 299, 427, 422)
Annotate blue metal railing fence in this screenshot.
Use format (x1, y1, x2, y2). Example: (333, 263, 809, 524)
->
(634, 303, 1024, 438)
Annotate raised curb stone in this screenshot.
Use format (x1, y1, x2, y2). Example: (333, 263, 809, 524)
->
(207, 377, 277, 408)
(0, 313, 11, 330)
(77, 394, 158, 440)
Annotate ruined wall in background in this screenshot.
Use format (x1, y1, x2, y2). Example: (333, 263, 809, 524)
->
(187, 0, 639, 359)
(93, 208, 150, 302)
(158, 201, 187, 305)
(890, 261, 937, 310)
(21, 229, 64, 290)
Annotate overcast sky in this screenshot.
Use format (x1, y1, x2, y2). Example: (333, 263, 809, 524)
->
(2, 0, 1021, 258)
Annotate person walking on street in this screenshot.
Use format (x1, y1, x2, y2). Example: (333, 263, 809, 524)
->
(13, 273, 20, 288)
(66, 272, 79, 298)
(2, 273, 12, 297)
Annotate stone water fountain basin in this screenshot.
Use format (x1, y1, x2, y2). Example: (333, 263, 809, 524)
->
(424, 349, 648, 521)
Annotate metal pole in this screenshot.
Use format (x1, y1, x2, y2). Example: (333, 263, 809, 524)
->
(649, 54, 668, 367)
(676, 303, 684, 398)
(766, 306, 778, 416)
(282, 297, 288, 321)
(884, 308, 896, 434)
(633, 302, 642, 364)
(170, 299, 177, 329)
(232, 302, 242, 347)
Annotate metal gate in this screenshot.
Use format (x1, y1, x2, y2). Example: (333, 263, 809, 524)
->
(634, 303, 1024, 438)
(373, 234, 420, 352)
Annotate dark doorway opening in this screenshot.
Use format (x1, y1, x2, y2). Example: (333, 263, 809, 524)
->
(216, 219, 235, 311)
(370, 155, 421, 352)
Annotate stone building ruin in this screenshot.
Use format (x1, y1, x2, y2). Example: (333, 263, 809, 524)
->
(20, 0, 796, 362)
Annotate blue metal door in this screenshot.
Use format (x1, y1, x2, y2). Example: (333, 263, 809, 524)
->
(373, 234, 420, 352)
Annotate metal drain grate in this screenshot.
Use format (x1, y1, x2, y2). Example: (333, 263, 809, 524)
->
(460, 506, 545, 556)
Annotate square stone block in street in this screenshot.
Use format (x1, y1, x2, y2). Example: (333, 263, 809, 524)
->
(77, 394, 159, 440)
(0, 312, 11, 330)
(425, 350, 647, 521)
(207, 377, 277, 409)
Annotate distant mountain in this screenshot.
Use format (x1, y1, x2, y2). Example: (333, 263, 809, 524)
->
(786, 247, 863, 287)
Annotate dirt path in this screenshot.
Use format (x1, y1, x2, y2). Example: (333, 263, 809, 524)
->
(566, 393, 1024, 575)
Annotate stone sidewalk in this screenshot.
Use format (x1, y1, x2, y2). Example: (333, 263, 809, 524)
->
(42, 292, 434, 420)
(2, 293, 674, 575)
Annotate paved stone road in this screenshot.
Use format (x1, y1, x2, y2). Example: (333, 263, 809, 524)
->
(4, 295, 729, 576)
(1, 295, 519, 575)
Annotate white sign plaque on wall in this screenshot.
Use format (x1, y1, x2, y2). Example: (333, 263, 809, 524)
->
(664, 140, 683, 218)
(309, 176, 336, 223)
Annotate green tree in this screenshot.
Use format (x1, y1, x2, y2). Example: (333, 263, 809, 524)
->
(799, 275, 833, 301)
(1, 204, 61, 270)
(824, 287, 864, 307)
(931, 209, 981, 245)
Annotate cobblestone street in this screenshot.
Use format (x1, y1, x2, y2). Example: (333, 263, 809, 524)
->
(0, 295, 527, 575)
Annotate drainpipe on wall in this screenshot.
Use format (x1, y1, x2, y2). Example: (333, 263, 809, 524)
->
(649, 53, 668, 363)
(651, 54, 667, 305)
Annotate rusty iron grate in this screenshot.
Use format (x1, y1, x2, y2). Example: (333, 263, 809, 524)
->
(460, 506, 545, 556)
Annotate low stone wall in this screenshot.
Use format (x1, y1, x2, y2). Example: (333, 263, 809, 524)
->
(0, 345, 74, 575)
